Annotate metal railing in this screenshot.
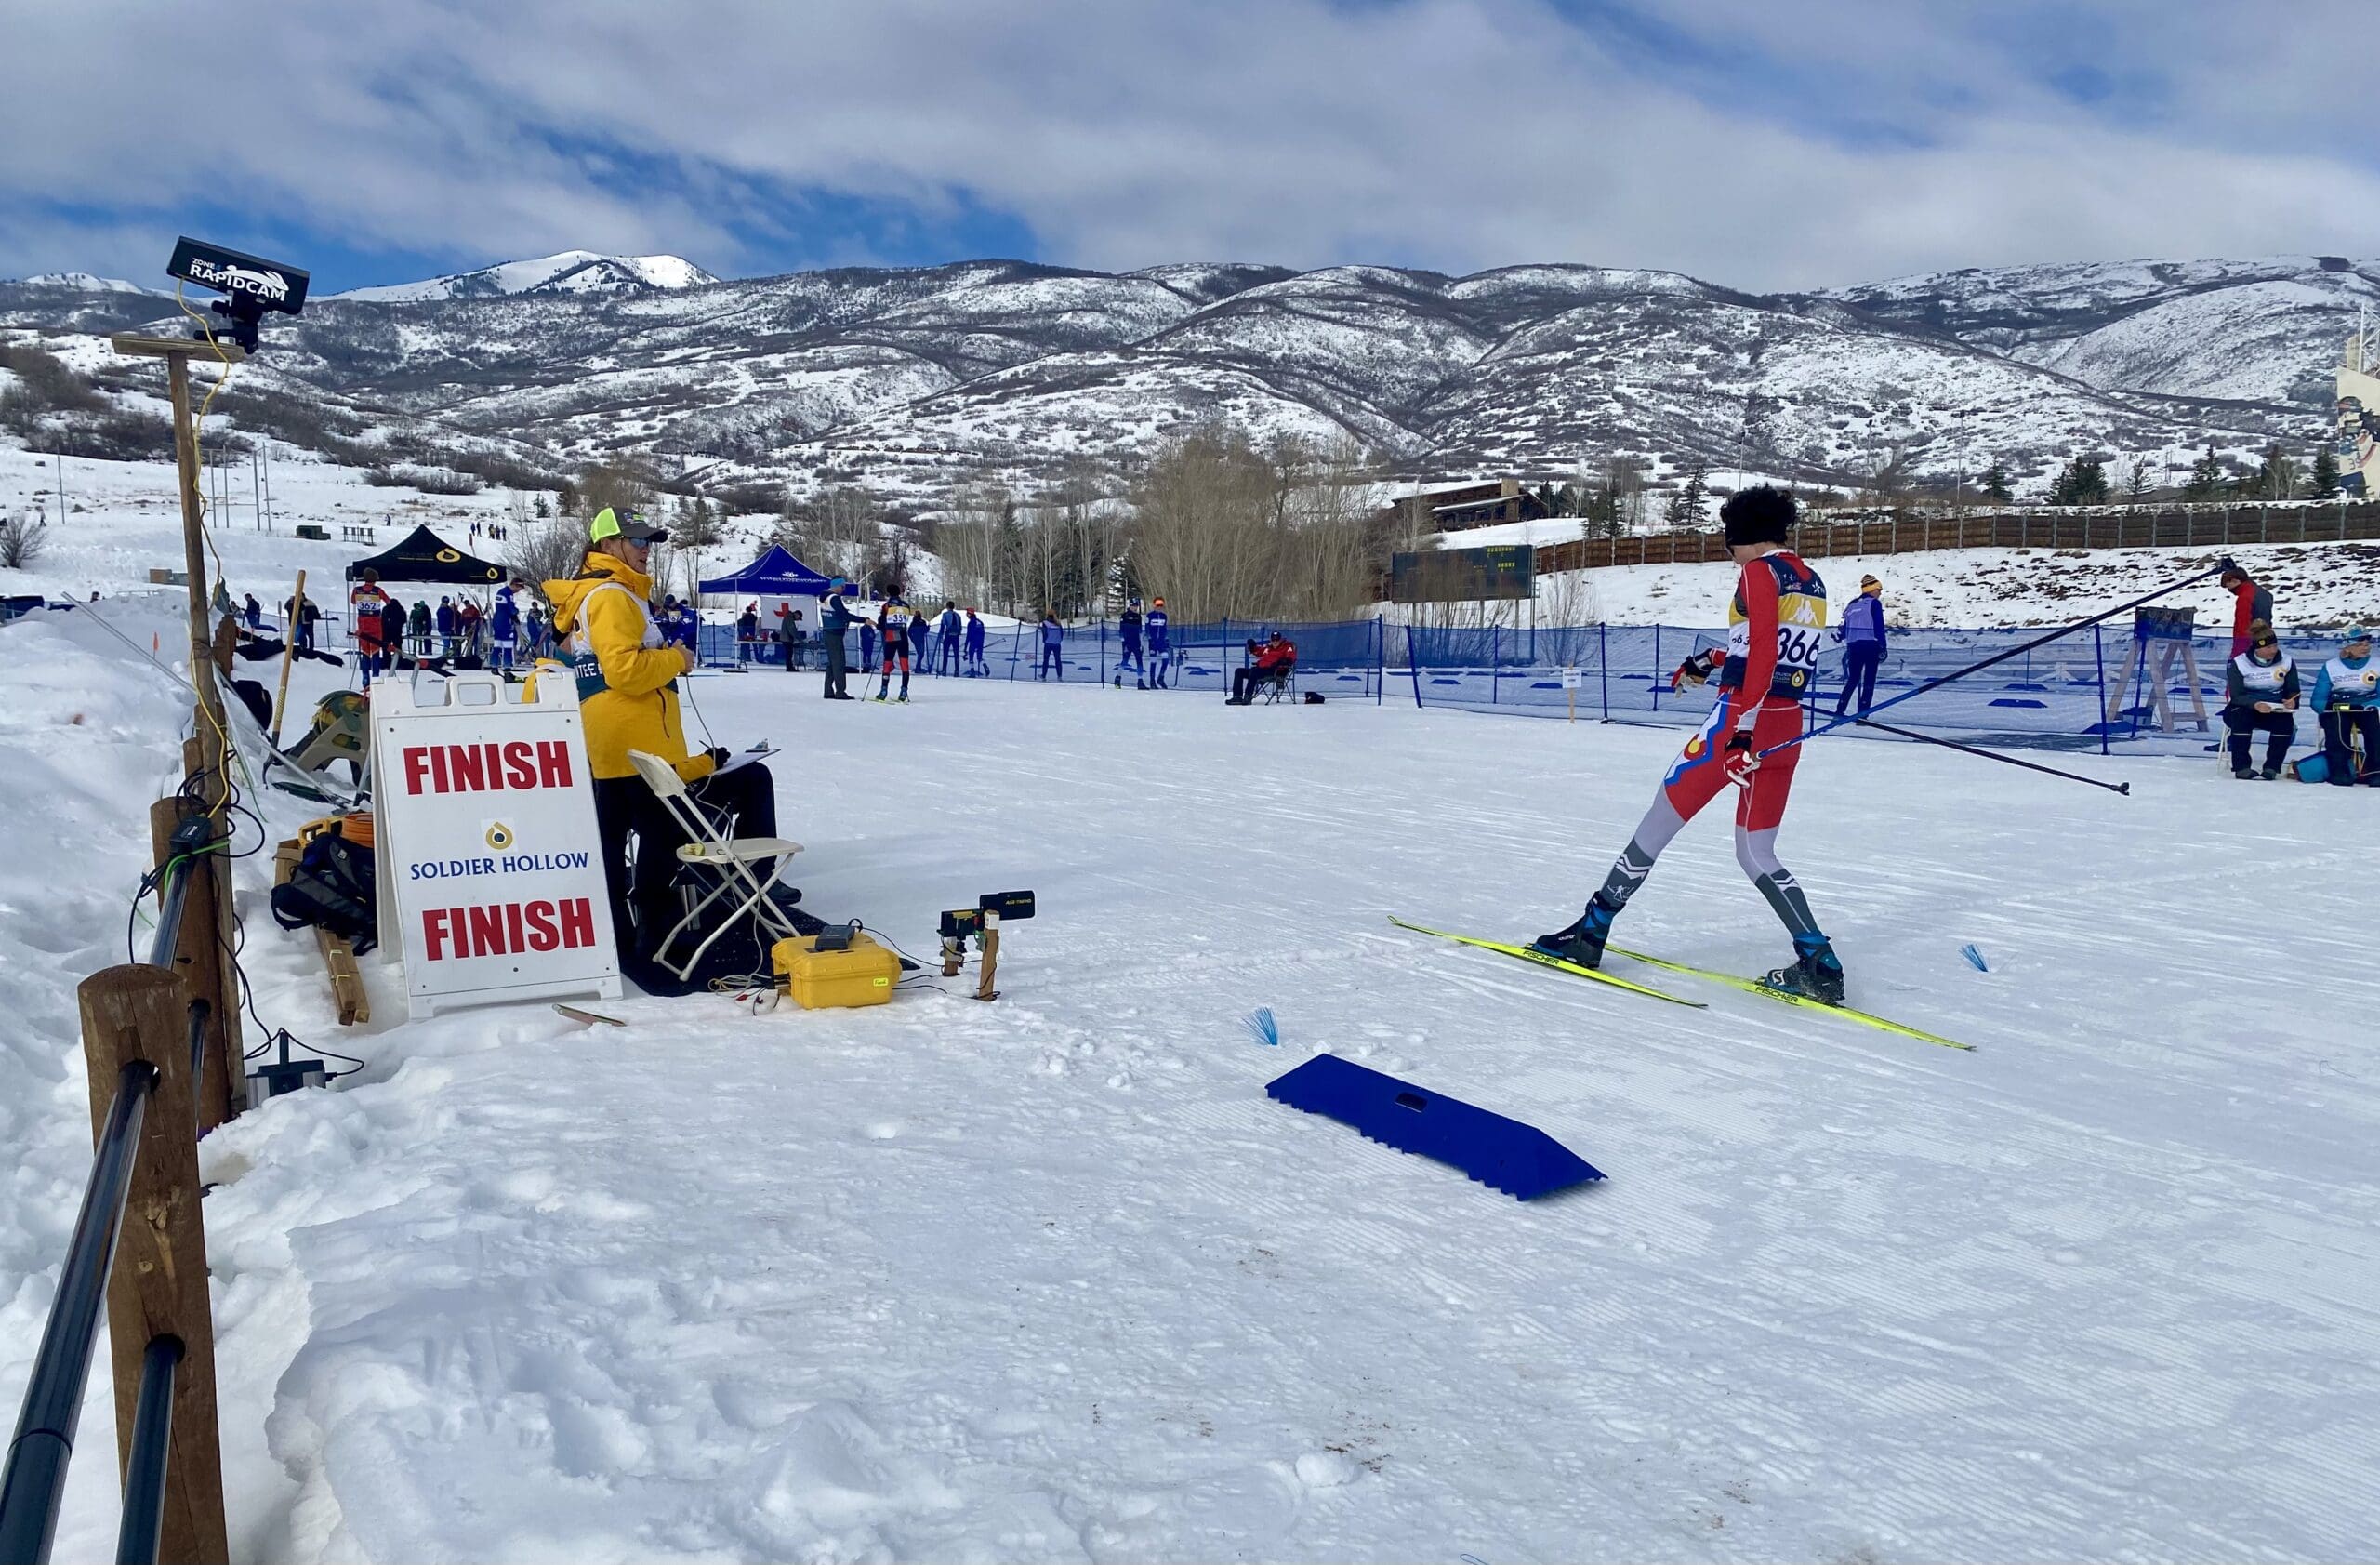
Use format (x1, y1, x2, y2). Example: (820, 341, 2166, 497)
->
(0, 816, 222, 1565)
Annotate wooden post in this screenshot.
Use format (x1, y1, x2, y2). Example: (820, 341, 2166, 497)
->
(976, 918, 1001, 1002)
(78, 964, 229, 1565)
(149, 799, 242, 1130)
(270, 569, 308, 745)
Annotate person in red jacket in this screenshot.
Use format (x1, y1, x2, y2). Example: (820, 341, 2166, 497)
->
(1534, 487, 1845, 1003)
(2221, 563, 2273, 657)
(1228, 632, 1296, 704)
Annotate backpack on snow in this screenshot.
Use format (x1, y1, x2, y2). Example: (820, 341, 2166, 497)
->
(270, 823, 378, 955)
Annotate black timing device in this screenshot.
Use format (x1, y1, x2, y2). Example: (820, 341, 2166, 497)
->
(166, 236, 311, 352)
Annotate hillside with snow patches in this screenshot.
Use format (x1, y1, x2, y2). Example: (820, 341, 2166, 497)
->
(3, 252, 2372, 505)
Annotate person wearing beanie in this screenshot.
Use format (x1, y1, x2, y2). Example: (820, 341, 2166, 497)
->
(1535, 486, 1849, 1004)
(2219, 564, 2274, 658)
(2223, 619, 2299, 779)
(2314, 626, 2378, 785)
(1146, 596, 1172, 687)
(1831, 573, 1888, 717)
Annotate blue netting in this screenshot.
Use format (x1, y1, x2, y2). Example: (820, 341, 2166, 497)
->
(1403, 623, 2337, 757)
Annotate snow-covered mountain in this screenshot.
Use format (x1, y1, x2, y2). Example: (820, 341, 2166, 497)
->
(2, 252, 2362, 501)
(334, 250, 717, 302)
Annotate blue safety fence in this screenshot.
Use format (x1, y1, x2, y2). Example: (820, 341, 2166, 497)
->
(693, 616, 1386, 700)
(1405, 622, 2342, 757)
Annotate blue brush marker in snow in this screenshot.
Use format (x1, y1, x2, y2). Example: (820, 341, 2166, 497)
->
(1962, 944, 1990, 973)
(1243, 1007, 1280, 1046)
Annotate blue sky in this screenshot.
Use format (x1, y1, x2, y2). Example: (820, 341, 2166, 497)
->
(4, 0, 2374, 295)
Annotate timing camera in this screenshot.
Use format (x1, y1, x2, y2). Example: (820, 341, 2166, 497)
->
(166, 236, 311, 352)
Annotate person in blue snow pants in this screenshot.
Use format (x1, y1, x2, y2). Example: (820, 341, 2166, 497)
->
(1832, 573, 1887, 718)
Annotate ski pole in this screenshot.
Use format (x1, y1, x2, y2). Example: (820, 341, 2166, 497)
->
(1853, 717, 2131, 795)
(1758, 560, 2232, 760)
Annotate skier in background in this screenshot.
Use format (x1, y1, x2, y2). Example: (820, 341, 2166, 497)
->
(435, 596, 459, 657)
(875, 590, 917, 702)
(408, 599, 432, 658)
(350, 569, 390, 686)
(777, 602, 802, 673)
(859, 613, 878, 674)
(2220, 564, 2274, 657)
(937, 601, 963, 676)
(1831, 574, 1887, 717)
(737, 602, 760, 663)
(964, 607, 987, 676)
(243, 591, 262, 630)
(1532, 487, 1846, 1003)
(675, 597, 701, 657)
(1116, 597, 1146, 688)
(1146, 597, 1170, 688)
(1038, 611, 1064, 680)
(380, 594, 408, 670)
(458, 596, 483, 659)
(490, 580, 522, 674)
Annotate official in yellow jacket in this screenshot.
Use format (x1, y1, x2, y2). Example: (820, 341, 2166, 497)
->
(545, 507, 787, 974)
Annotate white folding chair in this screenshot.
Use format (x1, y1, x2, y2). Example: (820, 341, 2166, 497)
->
(626, 749, 803, 981)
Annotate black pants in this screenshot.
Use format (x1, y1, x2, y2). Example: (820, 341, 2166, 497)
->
(2320, 708, 2379, 784)
(1834, 641, 1883, 717)
(1039, 646, 1061, 678)
(939, 637, 959, 674)
(823, 634, 847, 696)
(1232, 666, 1282, 703)
(592, 763, 780, 962)
(2224, 708, 2294, 772)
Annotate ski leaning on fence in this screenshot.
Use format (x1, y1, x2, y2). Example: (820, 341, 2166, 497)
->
(1388, 918, 1705, 1009)
(1606, 946, 1976, 1052)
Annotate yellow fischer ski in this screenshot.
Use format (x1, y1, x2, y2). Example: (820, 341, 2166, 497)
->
(1389, 918, 1707, 1008)
(1607, 946, 1975, 1051)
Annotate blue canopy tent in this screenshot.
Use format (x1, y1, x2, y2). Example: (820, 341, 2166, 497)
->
(699, 545, 835, 600)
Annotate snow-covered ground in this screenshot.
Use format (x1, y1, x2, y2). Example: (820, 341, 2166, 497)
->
(4, 603, 2376, 1560)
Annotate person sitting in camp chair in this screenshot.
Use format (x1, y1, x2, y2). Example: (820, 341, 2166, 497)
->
(1227, 632, 1297, 705)
(540, 507, 796, 980)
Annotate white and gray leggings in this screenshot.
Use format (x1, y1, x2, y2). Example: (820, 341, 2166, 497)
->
(1594, 794, 1826, 945)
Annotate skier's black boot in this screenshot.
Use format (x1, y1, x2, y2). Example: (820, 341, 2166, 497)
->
(1532, 895, 1619, 969)
(1763, 935, 1846, 1006)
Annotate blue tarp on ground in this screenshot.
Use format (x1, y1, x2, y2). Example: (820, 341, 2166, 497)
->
(698, 546, 834, 600)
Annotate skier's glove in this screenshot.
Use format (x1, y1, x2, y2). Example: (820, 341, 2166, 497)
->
(1722, 730, 1762, 785)
(1671, 648, 1723, 691)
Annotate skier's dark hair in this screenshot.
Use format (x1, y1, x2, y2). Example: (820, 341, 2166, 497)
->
(1721, 485, 1796, 547)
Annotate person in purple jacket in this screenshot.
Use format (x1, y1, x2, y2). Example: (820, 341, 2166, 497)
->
(1831, 574, 1888, 718)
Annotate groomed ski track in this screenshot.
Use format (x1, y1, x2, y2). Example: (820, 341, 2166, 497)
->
(7, 613, 2377, 1562)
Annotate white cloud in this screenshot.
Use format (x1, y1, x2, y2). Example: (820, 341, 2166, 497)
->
(3, 0, 2376, 290)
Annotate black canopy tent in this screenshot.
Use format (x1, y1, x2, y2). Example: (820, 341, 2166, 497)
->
(344, 525, 505, 585)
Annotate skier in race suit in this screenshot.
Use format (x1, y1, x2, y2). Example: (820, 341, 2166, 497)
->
(875, 592, 917, 701)
(1534, 487, 1847, 1003)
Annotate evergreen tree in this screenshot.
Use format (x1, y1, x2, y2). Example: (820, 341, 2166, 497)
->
(2252, 443, 2299, 500)
(2312, 444, 2341, 500)
(2069, 455, 2109, 505)
(1663, 460, 1709, 530)
(1977, 461, 2012, 503)
(2184, 447, 2224, 499)
(533, 493, 552, 520)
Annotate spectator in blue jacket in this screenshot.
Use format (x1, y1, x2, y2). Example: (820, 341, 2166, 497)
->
(859, 614, 877, 673)
(435, 595, 459, 657)
(2314, 627, 2378, 785)
(963, 608, 987, 676)
(1038, 611, 1064, 680)
(936, 601, 963, 676)
(1146, 596, 1170, 688)
(1831, 574, 1887, 717)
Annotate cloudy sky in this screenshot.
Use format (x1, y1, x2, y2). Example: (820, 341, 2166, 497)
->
(6, 0, 2377, 294)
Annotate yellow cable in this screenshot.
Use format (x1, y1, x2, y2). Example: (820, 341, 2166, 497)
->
(171, 283, 243, 816)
